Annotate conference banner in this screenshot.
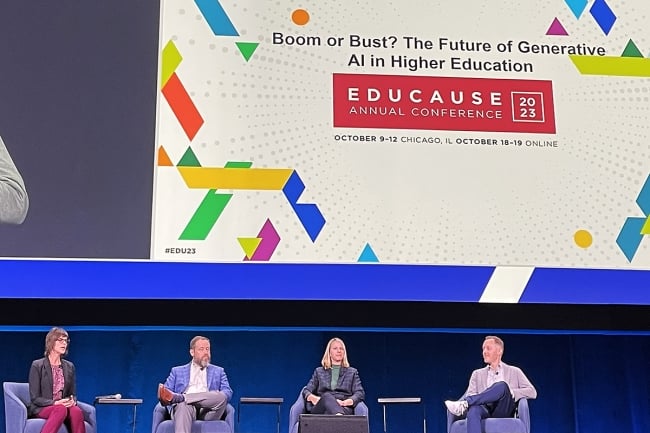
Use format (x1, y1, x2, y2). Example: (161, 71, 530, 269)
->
(3, 1, 650, 306)
(152, 0, 650, 275)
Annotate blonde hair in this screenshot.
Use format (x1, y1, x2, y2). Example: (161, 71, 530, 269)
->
(321, 337, 350, 369)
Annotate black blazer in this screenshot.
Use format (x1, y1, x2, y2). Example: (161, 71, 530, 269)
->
(301, 366, 365, 407)
(28, 357, 77, 416)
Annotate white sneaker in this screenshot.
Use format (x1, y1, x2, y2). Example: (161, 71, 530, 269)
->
(445, 400, 468, 416)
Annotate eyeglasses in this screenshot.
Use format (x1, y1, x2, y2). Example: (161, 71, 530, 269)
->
(56, 337, 70, 344)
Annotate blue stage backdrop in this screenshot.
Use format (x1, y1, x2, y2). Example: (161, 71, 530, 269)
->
(0, 329, 648, 433)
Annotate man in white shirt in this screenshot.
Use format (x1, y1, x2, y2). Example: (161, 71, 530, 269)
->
(158, 336, 233, 433)
(445, 336, 537, 433)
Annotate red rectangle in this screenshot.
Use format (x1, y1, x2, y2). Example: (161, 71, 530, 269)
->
(333, 73, 556, 134)
(162, 72, 204, 140)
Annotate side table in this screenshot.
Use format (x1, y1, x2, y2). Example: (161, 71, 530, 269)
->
(94, 397, 143, 433)
(377, 397, 426, 433)
(238, 397, 284, 433)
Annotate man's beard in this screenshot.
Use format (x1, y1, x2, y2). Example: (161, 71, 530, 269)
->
(197, 356, 210, 368)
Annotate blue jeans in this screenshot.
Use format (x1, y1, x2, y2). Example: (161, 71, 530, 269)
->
(464, 382, 515, 433)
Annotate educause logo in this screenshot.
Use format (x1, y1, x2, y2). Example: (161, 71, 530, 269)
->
(333, 73, 556, 134)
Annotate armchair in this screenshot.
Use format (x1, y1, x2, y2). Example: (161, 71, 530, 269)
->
(3, 382, 96, 433)
(289, 393, 368, 433)
(447, 397, 531, 433)
(152, 402, 235, 433)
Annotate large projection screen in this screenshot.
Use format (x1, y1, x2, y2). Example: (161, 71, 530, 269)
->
(1, 0, 649, 306)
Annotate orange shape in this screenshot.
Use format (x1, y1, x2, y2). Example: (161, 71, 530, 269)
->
(291, 9, 310, 26)
(157, 146, 173, 166)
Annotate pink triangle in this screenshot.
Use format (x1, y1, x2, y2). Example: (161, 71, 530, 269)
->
(546, 17, 569, 36)
(243, 219, 281, 261)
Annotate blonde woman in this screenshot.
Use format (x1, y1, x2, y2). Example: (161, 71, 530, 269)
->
(301, 337, 365, 415)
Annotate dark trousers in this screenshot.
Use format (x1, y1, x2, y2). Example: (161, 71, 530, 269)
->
(309, 394, 353, 415)
(464, 382, 515, 433)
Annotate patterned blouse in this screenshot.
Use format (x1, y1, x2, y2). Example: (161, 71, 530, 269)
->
(52, 365, 64, 400)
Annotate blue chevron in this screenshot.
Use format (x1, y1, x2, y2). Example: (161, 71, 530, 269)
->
(283, 171, 326, 242)
(194, 0, 239, 36)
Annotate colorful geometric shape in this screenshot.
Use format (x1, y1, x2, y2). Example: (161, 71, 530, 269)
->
(161, 40, 183, 87)
(244, 219, 281, 261)
(180, 190, 232, 240)
(635, 174, 650, 214)
(194, 0, 239, 36)
(177, 147, 201, 167)
(291, 9, 310, 26)
(622, 40, 644, 58)
(569, 56, 650, 77)
(180, 162, 257, 241)
(176, 165, 325, 243)
(358, 243, 379, 262)
(546, 18, 569, 36)
(641, 216, 650, 236)
(162, 73, 205, 140)
(236, 42, 259, 62)
(177, 167, 293, 189)
(224, 161, 253, 169)
(282, 171, 326, 242)
(589, 0, 616, 35)
(573, 229, 593, 248)
(238, 237, 262, 259)
(565, 0, 588, 19)
(616, 217, 646, 262)
(157, 146, 173, 167)
(616, 175, 650, 261)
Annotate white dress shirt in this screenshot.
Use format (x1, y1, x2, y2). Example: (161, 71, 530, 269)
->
(186, 362, 208, 394)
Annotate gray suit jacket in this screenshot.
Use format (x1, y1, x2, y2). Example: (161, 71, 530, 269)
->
(301, 366, 365, 406)
(28, 357, 77, 416)
(0, 136, 28, 224)
(466, 361, 537, 401)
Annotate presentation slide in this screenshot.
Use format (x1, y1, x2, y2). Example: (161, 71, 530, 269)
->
(152, 0, 650, 268)
(1, 1, 649, 305)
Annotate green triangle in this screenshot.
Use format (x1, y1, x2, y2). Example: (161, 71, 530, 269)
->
(177, 147, 201, 167)
(621, 39, 644, 58)
(236, 42, 259, 62)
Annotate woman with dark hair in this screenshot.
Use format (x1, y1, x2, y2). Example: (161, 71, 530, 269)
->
(28, 327, 85, 433)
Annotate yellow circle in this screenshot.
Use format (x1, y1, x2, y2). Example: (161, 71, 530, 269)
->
(291, 9, 310, 26)
(574, 229, 593, 248)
